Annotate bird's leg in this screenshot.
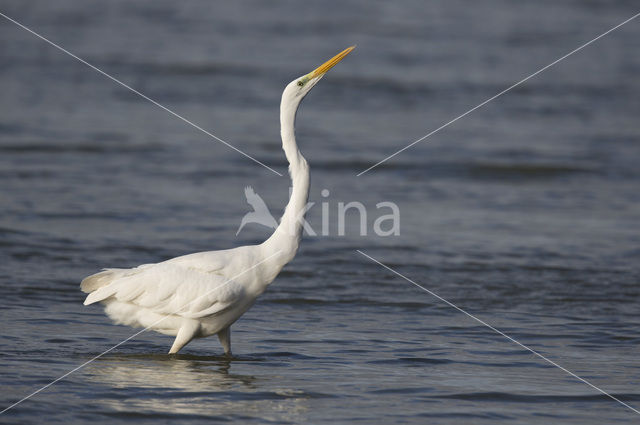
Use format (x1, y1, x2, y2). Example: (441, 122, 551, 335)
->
(168, 319, 200, 354)
(217, 326, 232, 357)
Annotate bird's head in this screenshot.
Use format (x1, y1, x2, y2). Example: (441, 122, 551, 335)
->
(282, 46, 355, 104)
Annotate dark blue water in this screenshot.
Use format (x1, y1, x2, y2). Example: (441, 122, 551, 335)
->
(1, 1, 640, 423)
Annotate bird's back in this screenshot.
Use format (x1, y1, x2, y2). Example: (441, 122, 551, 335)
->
(80, 251, 258, 336)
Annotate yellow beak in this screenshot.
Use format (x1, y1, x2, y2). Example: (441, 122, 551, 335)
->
(307, 46, 355, 79)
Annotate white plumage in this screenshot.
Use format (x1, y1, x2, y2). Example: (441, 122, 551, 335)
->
(81, 47, 355, 355)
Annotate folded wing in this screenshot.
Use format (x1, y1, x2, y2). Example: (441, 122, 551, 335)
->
(82, 262, 245, 319)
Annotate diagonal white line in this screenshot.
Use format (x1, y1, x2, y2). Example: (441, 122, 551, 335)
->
(357, 11, 640, 176)
(0, 249, 283, 415)
(356, 249, 640, 415)
(0, 11, 283, 177)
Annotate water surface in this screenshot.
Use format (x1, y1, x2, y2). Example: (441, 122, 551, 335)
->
(1, 1, 640, 423)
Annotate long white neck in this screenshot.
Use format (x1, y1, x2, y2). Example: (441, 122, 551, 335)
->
(262, 93, 310, 264)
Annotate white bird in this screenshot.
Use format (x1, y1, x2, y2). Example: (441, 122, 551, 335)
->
(81, 46, 355, 355)
(235, 186, 278, 235)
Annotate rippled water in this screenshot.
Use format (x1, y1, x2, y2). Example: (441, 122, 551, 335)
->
(1, 1, 640, 423)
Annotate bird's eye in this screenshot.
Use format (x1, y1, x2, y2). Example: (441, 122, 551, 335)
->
(297, 81, 304, 87)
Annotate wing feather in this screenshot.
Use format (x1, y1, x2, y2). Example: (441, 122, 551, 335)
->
(83, 262, 245, 319)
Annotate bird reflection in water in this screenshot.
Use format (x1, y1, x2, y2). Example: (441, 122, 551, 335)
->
(83, 354, 310, 421)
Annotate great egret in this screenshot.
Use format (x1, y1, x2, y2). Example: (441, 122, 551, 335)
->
(81, 46, 355, 355)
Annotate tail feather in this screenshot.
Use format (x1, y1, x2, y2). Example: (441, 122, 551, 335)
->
(81, 265, 153, 305)
(80, 269, 125, 293)
(84, 285, 118, 306)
